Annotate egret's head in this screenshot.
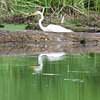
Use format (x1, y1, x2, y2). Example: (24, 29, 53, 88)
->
(29, 11, 42, 16)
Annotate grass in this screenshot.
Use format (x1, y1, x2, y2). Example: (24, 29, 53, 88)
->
(1, 24, 26, 30)
(0, 0, 100, 28)
(0, 0, 100, 15)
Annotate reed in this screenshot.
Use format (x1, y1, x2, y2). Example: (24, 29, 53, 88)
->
(0, 0, 100, 15)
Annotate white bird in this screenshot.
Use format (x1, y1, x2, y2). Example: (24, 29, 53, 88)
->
(29, 11, 73, 32)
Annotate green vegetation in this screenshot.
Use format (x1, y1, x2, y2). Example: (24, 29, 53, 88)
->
(0, 0, 100, 15)
(0, 0, 100, 28)
(1, 24, 26, 30)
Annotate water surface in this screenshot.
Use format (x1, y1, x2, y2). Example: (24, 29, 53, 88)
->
(0, 53, 100, 100)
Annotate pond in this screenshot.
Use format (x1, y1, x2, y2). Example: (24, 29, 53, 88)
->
(0, 52, 100, 100)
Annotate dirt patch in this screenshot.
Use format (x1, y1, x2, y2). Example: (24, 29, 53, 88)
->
(74, 13, 100, 27)
(0, 11, 100, 28)
(0, 13, 26, 24)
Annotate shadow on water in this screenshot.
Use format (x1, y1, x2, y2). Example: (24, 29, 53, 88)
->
(0, 43, 100, 100)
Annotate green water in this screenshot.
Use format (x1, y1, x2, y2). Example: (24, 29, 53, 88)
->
(0, 53, 100, 100)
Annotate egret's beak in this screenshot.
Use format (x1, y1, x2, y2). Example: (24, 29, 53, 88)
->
(28, 12, 36, 16)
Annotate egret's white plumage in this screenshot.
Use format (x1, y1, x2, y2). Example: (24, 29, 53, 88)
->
(29, 11, 73, 32)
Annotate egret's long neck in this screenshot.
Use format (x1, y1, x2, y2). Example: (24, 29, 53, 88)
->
(39, 13, 45, 30)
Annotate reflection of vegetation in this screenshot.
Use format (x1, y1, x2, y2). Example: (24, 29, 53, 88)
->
(0, 53, 100, 100)
(0, 53, 100, 76)
(0, 55, 34, 75)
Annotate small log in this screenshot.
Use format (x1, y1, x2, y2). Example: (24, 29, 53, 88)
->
(71, 26, 100, 32)
(25, 23, 47, 30)
(0, 25, 4, 28)
(25, 23, 40, 30)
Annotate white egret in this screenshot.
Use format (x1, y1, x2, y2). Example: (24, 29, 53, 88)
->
(29, 11, 73, 32)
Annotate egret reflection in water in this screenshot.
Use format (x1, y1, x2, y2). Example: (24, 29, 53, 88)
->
(32, 52, 65, 73)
